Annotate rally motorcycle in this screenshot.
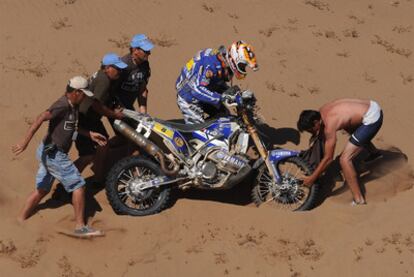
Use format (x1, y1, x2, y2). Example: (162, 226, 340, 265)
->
(105, 87, 321, 216)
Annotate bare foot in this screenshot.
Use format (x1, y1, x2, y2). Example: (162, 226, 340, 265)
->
(16, 217, 26, 225)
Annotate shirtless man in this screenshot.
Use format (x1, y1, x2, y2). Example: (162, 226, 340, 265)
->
(297, 99, 383, 205)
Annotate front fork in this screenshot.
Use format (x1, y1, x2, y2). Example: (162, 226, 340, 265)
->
(241, 111, 281, 183)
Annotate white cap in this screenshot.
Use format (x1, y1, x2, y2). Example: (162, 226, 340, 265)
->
(68, 76, 94, 97)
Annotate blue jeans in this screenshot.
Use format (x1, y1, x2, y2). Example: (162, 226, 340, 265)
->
(35, 143, 85, 193)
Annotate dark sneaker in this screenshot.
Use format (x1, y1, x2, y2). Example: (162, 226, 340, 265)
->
(74, 226, 105, 238)
(364, 152, 383, 163)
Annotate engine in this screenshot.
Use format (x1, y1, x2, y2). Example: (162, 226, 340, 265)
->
(208, 149, 248, 173)
(196, 149, 249, 187)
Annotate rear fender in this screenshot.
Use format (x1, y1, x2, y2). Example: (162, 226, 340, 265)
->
(150, 122, 190, 156)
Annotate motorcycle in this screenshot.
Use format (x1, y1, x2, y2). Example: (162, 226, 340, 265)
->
(105, 87, 321, 216)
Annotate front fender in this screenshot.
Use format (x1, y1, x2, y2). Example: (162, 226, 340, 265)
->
(252, 149, 300, 183)
(252, 149, 300, 169)
(269, 149, 300, 162)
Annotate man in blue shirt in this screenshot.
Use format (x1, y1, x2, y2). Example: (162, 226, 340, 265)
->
(176, 41, 259, 124)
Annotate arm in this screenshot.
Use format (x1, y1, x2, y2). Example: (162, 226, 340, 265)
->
(12, 111, 52, 155)
(303, 127, 337, 186)
(137, 62, 150, 114)
(78, 128, 107, 147)
(91, 100, 123, 120)
(190, 66, 222, 108)
(137, 86, 148, 114)
(89, 74, 124, 119)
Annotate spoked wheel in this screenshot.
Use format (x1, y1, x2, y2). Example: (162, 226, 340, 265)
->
(106, 156, 171, 216)
(251, 157, 319, 211)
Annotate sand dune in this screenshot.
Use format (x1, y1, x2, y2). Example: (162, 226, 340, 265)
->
(1, 0, 413, 276)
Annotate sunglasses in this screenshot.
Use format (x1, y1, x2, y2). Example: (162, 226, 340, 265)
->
(109, 65, 123, 71)
(137, 48, 151, 55)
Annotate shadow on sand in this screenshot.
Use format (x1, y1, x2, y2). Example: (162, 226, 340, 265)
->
(257, 123, 301, 146)
(172, 173, 255, 207)
(36, 177, 105, 220)
(313, 146, 409, 207)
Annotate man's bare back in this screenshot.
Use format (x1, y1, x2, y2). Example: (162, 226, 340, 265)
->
(320, 99, 370, 133)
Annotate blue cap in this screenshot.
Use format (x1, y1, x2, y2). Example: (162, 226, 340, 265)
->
(102, 53, 127, 69)
(130, 34, 154, 51)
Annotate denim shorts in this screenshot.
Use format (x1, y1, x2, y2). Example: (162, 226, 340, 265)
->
(35, 143, 85, 192)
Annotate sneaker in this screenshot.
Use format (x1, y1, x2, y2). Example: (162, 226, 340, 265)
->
(74, 226, 105, 238)
(351, 200, 367, 206)
(364, 152, 383, 164)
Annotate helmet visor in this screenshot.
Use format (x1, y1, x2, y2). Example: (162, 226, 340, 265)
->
(237, 62, 247, 74)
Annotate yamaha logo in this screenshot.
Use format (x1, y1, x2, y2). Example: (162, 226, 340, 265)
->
(174, 137, 184, 147)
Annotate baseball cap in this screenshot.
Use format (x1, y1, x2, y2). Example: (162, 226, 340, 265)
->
(68, 76, 94, 97)
(102, 53, 128, 69)
(130, 34, 154, 51)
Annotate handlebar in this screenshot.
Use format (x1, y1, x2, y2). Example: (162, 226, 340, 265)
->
(221, 88, 257, 115)
(222, 87, 255, 105)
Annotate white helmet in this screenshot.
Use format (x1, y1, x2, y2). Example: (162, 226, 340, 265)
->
(226, 41, 259, 80)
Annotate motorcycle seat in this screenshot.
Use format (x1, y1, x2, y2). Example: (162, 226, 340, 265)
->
(153, 118, 217, 133)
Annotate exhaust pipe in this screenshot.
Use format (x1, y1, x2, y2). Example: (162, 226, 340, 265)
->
(114, 120, 180, 176)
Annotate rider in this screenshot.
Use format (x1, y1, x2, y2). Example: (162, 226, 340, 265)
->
(176, 40, 259, 124)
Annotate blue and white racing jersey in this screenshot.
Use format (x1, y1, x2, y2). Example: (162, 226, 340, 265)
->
(176, 48, 229, 108)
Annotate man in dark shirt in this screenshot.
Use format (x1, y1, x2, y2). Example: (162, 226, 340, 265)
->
(12, 76, 107, 237)
(75, 53, 127, 176)
(101, 35, 154, 168)
(114, 34, 153, 113)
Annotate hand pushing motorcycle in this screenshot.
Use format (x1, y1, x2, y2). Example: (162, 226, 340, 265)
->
(105, 87, 321, 216)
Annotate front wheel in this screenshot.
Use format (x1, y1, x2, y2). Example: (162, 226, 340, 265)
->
(106, 156, 171, 216)
(251, 157, 320, 211)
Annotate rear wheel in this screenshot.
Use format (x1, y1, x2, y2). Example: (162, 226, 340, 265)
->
(251, 157, 320, 211)
(106, 156, 171, 216)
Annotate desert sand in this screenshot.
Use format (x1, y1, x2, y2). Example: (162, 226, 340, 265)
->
(1, 0, 413, 276)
